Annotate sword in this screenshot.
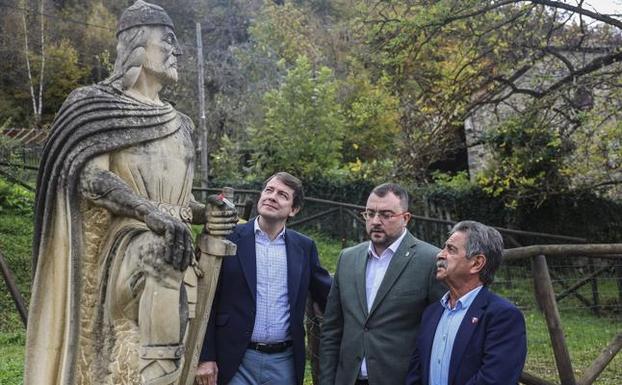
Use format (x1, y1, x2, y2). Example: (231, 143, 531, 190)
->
(178, 187, 237, 385)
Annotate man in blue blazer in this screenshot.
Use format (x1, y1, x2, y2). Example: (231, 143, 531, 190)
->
(196, 172, 332, 385)
(405, 220, 526, 385)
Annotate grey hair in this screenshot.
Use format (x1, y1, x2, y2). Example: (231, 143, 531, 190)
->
(450, 220, 504, 285)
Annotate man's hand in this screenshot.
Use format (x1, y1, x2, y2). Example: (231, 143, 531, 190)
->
(144, 209, 193, 271)
(205, 194, 238, 236)
(195, 361, 218, 385)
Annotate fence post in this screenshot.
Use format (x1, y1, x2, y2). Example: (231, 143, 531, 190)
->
(339, 206, 346, 248)
(577, 332, 622, 385)
(587, 259, 600, 316)
(532, 254, 576, 385)
(0, 250, 28, 327)
(305, 298, 322, 385)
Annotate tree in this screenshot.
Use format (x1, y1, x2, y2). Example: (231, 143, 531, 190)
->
(19, 0, 46, 125)
(359, 0, 622, 196)
(41, 39, 88, 120)
(249, 55, 346, 180)
(341, 67, 401, 179)
(477, 106, 570, 208)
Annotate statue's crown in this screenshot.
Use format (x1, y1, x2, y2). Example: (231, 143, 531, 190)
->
(117, 0, 174, 36)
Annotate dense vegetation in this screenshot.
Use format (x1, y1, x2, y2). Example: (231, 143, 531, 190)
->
(1, 1, 621, 215)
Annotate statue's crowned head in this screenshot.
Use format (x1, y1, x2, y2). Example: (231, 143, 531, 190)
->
(108, 0, 181, 91)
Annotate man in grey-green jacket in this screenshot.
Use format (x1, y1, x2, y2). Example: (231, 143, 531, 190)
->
(319, 183, 446, 385)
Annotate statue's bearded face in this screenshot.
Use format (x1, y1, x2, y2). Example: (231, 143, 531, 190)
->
(142, 25, 182, 85)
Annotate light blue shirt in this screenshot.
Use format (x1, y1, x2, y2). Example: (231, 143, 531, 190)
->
(251, 218, 291, 343)
(429, 285, 483, 385)
(359, 229, 408, 378)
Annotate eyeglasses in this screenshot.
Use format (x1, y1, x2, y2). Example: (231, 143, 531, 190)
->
(360, 210, 408, 221)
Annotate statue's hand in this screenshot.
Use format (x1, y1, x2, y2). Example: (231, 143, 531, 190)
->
(204, 194, 238, 236)
(144, 210, 193, 271)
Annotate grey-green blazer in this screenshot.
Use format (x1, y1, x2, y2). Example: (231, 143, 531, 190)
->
(319, 231, 446, 385)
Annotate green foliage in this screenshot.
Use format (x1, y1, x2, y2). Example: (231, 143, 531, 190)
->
(210, 134, 249, 184)
(250, 2, 324, 65)
(249, 55, 346, 181)
(41, 39, 89, 120)
(300, 228, 346, 273)
(422, 171, 510, 226)
(478, 111, 569, 208)
(423, 172, 622, 242)
(0, 134, 20, 160)
(356, 0, 508, 179)
(341, 70, 401, 177)
(0, 331, 25, 385)
(429, 170, 474, 193)
(0, 204, 33, 334)
(567, 99, 622, 195)
(516, 192, 622, 242)
(0, 178, 34, 214)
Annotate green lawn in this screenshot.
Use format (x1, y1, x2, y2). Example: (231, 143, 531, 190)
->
(2, 212, 621, 385)
(0, 331, 25, 385)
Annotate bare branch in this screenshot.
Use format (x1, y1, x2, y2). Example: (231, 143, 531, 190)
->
(528, 0, 622, 29)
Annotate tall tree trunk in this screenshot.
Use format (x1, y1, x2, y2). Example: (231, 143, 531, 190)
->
(20, 0, 37, 123)
(19, 0, 45, 126)
(36, 0, 45, 122)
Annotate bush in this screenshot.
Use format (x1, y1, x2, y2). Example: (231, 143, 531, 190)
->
(0, 179, 34, 214)
(517, 191, 622, 242)
(421, 172, 622, 243)
(421, 171, 511, 226)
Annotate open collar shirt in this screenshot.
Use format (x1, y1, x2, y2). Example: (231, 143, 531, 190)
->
(429, 285, 483, 385)
(359, 229, 408, 378)
(251, 218, 291, 344)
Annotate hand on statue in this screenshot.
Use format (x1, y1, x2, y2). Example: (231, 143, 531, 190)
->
(196, 361, 218, 385)
(144, 209, 193, 271)
(204, 194, 238, 236)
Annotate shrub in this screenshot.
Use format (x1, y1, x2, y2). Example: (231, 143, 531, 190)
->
(0, 178, 34, 214)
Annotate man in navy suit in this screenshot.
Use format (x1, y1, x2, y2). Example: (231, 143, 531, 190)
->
(196, 172, 332, 385)
(405, 220, 527, 385)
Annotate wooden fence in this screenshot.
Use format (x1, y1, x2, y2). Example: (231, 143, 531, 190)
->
(1, 186, 620, 384)
(505, 245, 622, 385)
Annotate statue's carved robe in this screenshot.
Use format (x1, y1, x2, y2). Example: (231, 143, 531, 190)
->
(25, 83, 196, 385)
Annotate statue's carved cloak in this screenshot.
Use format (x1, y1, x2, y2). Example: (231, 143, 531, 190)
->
(25, 83, 192, 385)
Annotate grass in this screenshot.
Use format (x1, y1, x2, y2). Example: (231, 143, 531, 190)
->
(0, 208, 32, 333)
(0, 331, 25, 385)
(523, 311, 621, 384)
(2, 211, 621, 385)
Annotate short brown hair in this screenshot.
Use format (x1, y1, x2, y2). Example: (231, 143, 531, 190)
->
(262, 172, 305, 209)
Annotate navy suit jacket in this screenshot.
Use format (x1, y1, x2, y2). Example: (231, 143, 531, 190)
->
(200, 219, 332, 385)
(405, 287, 527, 385)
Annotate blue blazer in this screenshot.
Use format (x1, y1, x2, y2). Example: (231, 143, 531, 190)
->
(200, 220, 332, 385)
(405, 286, 527, 385)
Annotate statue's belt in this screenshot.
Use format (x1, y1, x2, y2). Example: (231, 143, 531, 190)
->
(156, 202, 193, 223)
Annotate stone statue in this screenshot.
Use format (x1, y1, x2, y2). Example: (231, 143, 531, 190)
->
(24, 2, 237, 384)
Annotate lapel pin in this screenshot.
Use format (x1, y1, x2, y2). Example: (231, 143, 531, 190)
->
(405, 251, 410, 256)
(471, 317, 479, 324)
